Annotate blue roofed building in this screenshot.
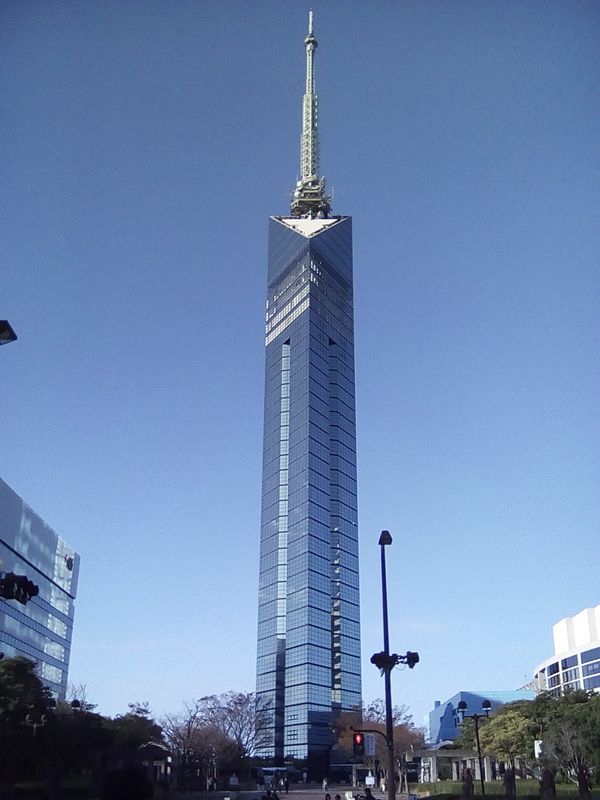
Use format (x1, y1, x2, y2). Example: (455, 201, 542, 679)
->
(425, 689, 535, 745)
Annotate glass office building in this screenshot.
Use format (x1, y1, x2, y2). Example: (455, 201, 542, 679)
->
(0, 477, 79, 698)
(256, 14, 361, 771)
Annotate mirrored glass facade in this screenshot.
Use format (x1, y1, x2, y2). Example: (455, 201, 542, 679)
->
(256, 216, 361, 768)
(0, 478, 79, 698)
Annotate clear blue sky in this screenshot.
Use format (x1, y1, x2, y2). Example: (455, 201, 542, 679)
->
(2, 1, 599, 727)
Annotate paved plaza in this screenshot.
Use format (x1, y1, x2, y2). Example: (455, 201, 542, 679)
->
(163, 786, 380, 800)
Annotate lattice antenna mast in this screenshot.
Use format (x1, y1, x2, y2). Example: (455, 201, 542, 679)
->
(301, 10, 318, 181)
(291, 10, 331, 218)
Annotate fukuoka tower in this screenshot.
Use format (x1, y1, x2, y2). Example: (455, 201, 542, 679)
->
(255, 12, 361, 774)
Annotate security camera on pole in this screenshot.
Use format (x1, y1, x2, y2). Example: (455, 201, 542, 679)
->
(372, 531, 420, 800)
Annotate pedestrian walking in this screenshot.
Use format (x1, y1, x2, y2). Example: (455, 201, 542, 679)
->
(503, 767, 516, 800)
(462, 767, 474, 800)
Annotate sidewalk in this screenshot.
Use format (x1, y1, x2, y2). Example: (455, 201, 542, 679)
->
(160, 786, 368, 800)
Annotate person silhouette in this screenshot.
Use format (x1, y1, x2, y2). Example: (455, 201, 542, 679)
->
(462, 768, 474, 800)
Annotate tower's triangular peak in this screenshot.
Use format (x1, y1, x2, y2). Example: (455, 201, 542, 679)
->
(274, 215, 344, 238)
(290, 10, 331, 219)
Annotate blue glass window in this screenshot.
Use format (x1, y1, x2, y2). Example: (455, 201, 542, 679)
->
(581, 647, 600, 664)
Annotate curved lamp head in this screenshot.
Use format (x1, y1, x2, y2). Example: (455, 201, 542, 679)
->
(379, 530, 392, 546)
(457, 700, 467, 713)
(482, 699, 492, 715)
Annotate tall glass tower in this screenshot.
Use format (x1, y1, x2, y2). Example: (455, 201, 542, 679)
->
(256, 13, 361, 772)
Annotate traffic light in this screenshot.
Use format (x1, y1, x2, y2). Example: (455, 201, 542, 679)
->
(15, 576, 39, 605)
(0, 573, 18, 601)
(0, 573, 39, 605)
(353, 731, 365, 758)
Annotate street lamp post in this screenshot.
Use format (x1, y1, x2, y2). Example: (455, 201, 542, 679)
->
(378, 530, 395, 800)
(370, 531, 420, 800)
(457, 699, 491, 799)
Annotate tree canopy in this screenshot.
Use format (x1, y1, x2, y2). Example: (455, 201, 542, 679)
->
(7, 651, 600, 799)
(161, 692, 272, 790)
(530, 691, 600, 781)
(478, 705, 531, 765)
(456, 691, 600, 788)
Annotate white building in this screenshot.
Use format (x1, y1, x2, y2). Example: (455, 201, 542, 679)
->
(533, 604, 600, 695)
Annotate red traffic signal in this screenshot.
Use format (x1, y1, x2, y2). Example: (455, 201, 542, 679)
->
(353, 731, 365, 758)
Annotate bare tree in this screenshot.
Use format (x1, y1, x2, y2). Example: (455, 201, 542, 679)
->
(162, 699, 250, 790)
(194, 724, 243, 789)
(364, 698, 415, 728)
(198, 692, 272, 757)
(162, 701, 205, 790)
(67, 682, 97, 711)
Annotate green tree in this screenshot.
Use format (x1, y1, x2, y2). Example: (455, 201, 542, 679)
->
(477, 705, 533, 767)
(470, 691, 600, 792)
(531, 692, 600, 790)
(454, 717, 481, 752)
(43, 698, 162, 797)
(0, 656, 53, 797)
(41, 701, 110, 800)
(108, 702, 163, 761)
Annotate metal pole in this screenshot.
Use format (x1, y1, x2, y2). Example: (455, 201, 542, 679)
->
(380, 538, 395, 800)
(474, 716, 485, 799)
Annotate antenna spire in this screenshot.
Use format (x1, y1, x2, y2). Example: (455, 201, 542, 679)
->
(291, 10, 331, 218)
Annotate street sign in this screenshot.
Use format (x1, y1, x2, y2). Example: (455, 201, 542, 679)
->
(365, 732, 376, 757)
